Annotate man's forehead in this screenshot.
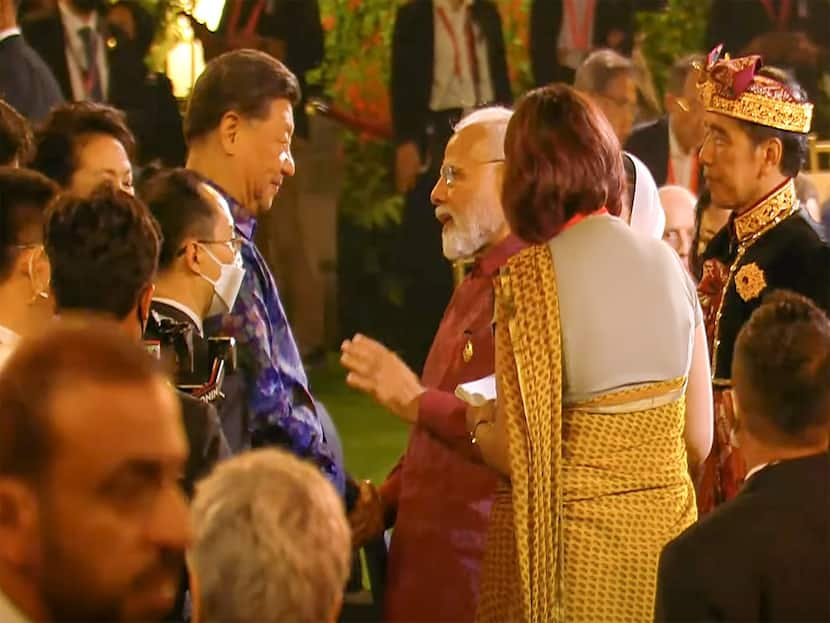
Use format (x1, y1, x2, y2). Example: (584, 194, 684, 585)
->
(48, 378, 187, 462)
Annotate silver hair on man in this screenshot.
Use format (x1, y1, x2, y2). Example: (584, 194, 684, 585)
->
(190, 449, 351, 623)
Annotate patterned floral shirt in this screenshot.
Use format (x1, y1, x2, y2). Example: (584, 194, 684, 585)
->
(203, 180, 345, 495)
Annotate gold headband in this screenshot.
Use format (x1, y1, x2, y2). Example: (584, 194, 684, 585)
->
(696, 47, 813, 134)
(698, 80, 813, 134)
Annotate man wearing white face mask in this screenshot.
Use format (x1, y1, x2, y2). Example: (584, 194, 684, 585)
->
(0, 168, 58, 369)
(142, 168, 248, 449)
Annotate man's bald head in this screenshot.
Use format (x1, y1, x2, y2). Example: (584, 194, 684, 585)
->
(430, 107, 513, 260)
(658, 185, 696, 269)
(451, 106, 512, 161)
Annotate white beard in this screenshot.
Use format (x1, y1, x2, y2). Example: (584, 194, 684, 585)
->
(440, 205, 504, 260)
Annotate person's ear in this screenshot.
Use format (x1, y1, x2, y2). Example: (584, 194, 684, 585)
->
(0, 479, 39, 568)
(182, 240, 201, 276)
(218, 111, 242, 156)
(138, 283, 155, 330)
(758, 136, 784, 177)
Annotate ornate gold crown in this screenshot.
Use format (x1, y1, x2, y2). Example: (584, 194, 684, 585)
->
(696, 46, 813, 134)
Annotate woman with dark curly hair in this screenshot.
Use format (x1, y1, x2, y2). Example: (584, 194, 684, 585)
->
(468, 84, 713, 622)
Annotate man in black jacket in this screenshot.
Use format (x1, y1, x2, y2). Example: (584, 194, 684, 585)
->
(695, 54, 830, 515)
(625, 54, 704, 192)
(43, 184, 229, 497)
(391, 0, 511, 371)
(0, 0, 63, 121)
(655, 290, 829, 623)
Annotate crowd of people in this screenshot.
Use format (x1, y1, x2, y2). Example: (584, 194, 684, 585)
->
(0, 0, 829, 622)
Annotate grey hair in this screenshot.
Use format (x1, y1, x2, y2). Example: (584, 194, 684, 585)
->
(453, 106, 513, 134)
(574, 49, 634, 95)
(190, 449, 351, 623)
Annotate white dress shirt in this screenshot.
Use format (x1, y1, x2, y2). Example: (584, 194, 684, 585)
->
(429, 0, 494, 111)
(58, 0, 109, 101)
(153, 297, 204, 337)
(668, 124, 696, 192)
(557, 0, 596, 70)
(0, 27, 22, 44)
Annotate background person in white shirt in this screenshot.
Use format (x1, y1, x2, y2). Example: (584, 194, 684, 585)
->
(625, 54, 705, 191)
(0, 167, 57, 369)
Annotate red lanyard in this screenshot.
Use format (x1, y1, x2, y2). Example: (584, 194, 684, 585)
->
(228, 0, 266, 39)
(563, 0, 596, 51)
(666, 153, 699, 195)
(759, 0, 792, 30)
(436, 5, 481, 102)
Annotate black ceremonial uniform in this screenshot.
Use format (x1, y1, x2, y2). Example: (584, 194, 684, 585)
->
(700, 179, 830, 383)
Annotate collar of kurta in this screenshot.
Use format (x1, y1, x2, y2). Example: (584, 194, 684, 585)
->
(471, 234, 527, 278)
(732, 178, 798, 244)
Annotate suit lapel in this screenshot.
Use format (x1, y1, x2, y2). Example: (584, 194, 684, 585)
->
(48, 15, 73, 100)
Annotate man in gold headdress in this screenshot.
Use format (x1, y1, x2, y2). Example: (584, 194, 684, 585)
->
(696, 46, 830, 514)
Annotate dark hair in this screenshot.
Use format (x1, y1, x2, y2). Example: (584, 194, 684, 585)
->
(141, 168, 217, 270)
(45, 184, 161, 319)
(739, 67, 809, 178)
(734, 290, 830, 445)
(0, 167, 59, 281)
(666, 54, 704, 96)
(0, 99, 33, 166)
(184, 49, 301, 143)
(32, 102, 136, 187)
(502, 84, 624, 243)
(0, 321, 162, 478)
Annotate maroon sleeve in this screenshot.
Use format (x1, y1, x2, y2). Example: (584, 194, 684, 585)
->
(379, 456, 404, 528)
(417, 388, 483, 462)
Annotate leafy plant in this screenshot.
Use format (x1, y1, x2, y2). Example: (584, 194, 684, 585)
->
(636, 0, 711, 99)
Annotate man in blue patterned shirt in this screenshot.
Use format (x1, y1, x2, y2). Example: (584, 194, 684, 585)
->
(183, 49, 345, 495)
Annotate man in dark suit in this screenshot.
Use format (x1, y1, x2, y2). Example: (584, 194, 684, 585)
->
(655, 290, 830, 623)
(529, 0, 640, 87)
(0, 0, 63, 121)
(141, 168, 250, 454)
(43, 184, 230, 497)
(391, 0, 511, 371)
(22, 0, 186, 166)
(625, 54, 704, 193)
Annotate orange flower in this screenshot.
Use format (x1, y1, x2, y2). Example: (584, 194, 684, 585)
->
(322, 15, 335, 32)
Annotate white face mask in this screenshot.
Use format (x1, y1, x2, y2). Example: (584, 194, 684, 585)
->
(198, 244, 245, 318)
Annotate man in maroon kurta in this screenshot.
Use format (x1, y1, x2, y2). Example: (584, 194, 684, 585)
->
(341, 107, 523, 622)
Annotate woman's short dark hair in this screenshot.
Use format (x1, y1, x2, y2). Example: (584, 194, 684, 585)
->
(739, 67, 809, 178)
(502, 84, 625, 243)
(45, 184, 161, 319)
(31, 102, 136, 187)
(184, 49, 301, 143)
